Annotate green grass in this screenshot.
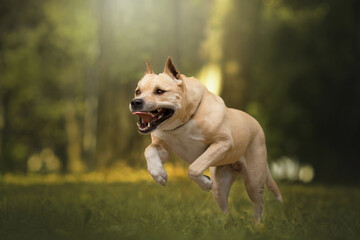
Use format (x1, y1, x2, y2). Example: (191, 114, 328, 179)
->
(0, 176, 359, 240)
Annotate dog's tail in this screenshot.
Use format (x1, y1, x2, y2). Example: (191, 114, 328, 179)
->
(266, 165, 283, 203)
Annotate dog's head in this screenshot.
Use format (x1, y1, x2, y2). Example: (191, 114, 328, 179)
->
(130, 57, 187, 134)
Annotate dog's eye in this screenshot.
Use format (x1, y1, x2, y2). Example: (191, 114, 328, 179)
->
(155, 89, 166, 95)
(135, 89, 141, 96)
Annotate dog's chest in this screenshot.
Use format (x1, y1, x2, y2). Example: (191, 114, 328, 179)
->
(154, 120, 207, 163)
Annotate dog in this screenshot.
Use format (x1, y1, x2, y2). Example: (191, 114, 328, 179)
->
(129, 57, 282, 223)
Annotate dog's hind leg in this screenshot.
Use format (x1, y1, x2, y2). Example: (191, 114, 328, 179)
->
(210, 165, 239, 214)
(244, 176, 265, 224)
(243, 136, 268, 224)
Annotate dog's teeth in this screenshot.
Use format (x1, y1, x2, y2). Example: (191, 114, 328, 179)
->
(150, 113, 156, 117)
(147, 123, 150, 128)
(159, 113, 164, 119)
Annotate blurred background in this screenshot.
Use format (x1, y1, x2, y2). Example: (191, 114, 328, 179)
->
(0, 0, 359, 183)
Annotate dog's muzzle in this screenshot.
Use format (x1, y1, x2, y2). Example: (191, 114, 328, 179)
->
(130, 98, 175, 134)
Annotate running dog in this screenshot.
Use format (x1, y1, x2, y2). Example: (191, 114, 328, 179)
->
(129, 57, 282, 223)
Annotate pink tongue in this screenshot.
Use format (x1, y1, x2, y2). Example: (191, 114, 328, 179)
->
(141, 114, 155, 123)
(133, 112, 157, 123)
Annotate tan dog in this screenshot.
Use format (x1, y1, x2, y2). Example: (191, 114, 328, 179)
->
(130, 57, 282, 223)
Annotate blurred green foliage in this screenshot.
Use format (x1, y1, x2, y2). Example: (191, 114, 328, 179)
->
(0, 0, 359, 181)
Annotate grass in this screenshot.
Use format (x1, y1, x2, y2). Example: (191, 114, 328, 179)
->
(0, 167, 359, 240)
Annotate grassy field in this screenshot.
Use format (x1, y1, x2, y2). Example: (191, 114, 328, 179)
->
(0, 168, 359, 240)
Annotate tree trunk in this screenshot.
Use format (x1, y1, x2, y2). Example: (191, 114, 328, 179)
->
(95, 0, 114, 169)
(83, 64, 99, 170)
(0, 92, 12, 172)
(221, 0, 263, 109)
(65, 99, 85, 173)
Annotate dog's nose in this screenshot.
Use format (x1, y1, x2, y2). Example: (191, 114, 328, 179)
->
(131, 98, 144, 110)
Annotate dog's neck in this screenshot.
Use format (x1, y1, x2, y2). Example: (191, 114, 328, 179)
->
(163, 77, 204, 132)
(163, 98, 202, 132)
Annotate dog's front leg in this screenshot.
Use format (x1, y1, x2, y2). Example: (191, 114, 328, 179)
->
(188, 141, 233, 191)
(145, 144, 169, 186)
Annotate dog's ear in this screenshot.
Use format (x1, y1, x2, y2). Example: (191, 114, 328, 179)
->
(144, 58, 154, 75)
(164, 56, 181, 80)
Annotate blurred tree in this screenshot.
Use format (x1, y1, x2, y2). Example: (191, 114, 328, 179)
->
(0, 0, 97, 172)
(221, 0, 263, 109)
(42, 0, 98, 172)
(0, 0, 48, 172)
(221, 0, 360, 181)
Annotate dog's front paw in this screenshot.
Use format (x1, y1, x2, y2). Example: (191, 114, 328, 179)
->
(198, 175, 213, 192)
(148, 167, 168, 186)
(189, 174, 213, 192)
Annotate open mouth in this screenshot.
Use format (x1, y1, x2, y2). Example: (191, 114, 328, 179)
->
(132, 108, 174, 133)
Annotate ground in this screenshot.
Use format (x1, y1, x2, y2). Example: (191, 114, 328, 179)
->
(0, 167, 359, 240)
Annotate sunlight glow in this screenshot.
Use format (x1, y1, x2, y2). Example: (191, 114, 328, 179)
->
(198, 0, 232, 96)
(7, 163, 190, 185)
(198, 64, 222, 95)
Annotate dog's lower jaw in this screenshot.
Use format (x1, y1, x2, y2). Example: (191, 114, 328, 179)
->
(135, 108, 175, 133)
